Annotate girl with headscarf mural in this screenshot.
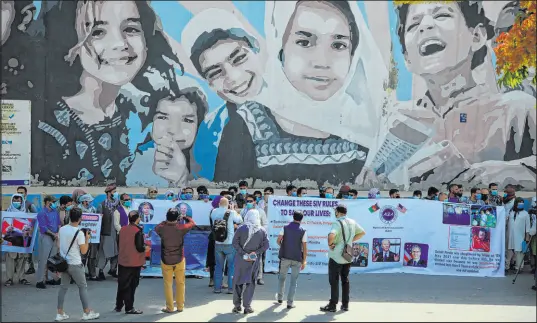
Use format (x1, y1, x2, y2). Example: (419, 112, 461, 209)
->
(34, 0, 180, 186)
(382, 1, 536, 190)
(181, 1, 389, 186)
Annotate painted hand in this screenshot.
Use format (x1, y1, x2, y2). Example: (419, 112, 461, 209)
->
(153, 137, 189, 185)
(355, 166, 389, 189)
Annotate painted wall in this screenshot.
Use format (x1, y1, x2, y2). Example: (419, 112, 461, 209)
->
(1, 1, 535, 190)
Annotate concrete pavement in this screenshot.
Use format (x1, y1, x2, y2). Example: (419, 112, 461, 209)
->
(2, 271, 536, 322)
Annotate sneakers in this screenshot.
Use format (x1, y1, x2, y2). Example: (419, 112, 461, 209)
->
(232, 306, 242, 314)
(81, 311, 100, 320)
(244, 308, 254, 315)
(341, 304, 349, 311)
(36, 281, 46, 289)
(257, 279, 265, 285)
(275, 293, 283, 304)
(320, 304, 336, 312)
(55, 313, 69, 321)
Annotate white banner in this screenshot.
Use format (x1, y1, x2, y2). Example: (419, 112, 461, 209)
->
(1, 212, 38, 253)
(81, 213, 102, 244)
(132, 199, 213, 226)
(1, 100, 31, 186)
(265, 197, 505, 277)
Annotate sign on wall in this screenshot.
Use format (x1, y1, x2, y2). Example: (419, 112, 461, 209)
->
(1, 100, 31, 186)
(265, 196, 506, 277)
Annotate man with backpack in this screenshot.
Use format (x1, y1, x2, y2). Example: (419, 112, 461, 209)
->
(210, 197, 243, 294)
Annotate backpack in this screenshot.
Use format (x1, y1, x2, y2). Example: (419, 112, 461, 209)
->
(211, 211, 231, 243)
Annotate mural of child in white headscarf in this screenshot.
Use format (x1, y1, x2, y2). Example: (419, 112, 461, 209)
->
(388, 1, 536, 189)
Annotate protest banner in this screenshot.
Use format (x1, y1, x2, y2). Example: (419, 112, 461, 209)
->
(81, 213, 102, 244)
(265, 197, 506, 277)
(132, 199, 212, 277)
(1, 212, 38, 253)
(1, 100, 31, 186)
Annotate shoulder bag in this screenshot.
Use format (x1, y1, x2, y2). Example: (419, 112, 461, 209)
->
(47, 229, 80, 273)
(338, 220, 353, 262)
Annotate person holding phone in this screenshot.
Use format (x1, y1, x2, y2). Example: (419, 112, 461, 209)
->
(55, 207, 99, 321)
(231, 209, 269, 315)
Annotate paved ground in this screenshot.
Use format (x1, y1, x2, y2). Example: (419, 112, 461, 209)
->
(2, 270, 536, 322)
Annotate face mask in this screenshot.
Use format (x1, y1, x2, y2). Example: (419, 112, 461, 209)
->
(181, 193, 193, 200)
(256, 197, 262, 203)
(12, 201, 21, 209)
(240, 189, 247, 195)
(291, 192, 297, 197)
(503, 193, 508, 198)
(200, 194, 209, 200)
(456, 192, 463, 197)
(123, 201, 131, 208)
(66, 205, 73, 211)
(481, 194, 488, 201)
(167, 195, 174, 200)
(434, 195, 439, 200)
(376, 194, 381, 199)
(325, 193, 333, 199)
(475, 194, 482, 200)
(491, 190, 498, 196)
(343, 195, 350, 199)
(246, 202, 254, 209)
(50, 202, 58, 210)
(113, 192, 119, 200)
(517, 203, 525, 210)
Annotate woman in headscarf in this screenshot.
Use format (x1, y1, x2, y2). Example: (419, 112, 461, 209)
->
(78, 194, 97, 213)
(368, 188, 380, 199)
(145, 186, 158, 200)
(71, 189, 86, 206)
(506, 197, 531, 274)
(231, 209, 269, 314)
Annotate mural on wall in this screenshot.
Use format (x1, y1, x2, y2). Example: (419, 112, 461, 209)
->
(1, 0, 535, 190)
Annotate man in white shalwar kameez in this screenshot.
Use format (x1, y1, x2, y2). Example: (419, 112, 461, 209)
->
(506, 197, 531, 273)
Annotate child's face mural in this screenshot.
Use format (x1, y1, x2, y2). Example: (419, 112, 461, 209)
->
(79, 1, 147, 86)
(199, 39, 263, 104)
(0, 0, 15, 46)
(403, 3, 479, 76)
(153, 97, 198, 151)
(282, 1, 353, 101)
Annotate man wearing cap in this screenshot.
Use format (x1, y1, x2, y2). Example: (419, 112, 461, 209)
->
(36, 195, 62, 289)
(96, 184, 120, 280)
(337, 186, 351, 199)
(321, 204, 365, 313)
(78, 194, 97, 213)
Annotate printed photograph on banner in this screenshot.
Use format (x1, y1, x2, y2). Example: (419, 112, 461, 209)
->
(470, 227, 491, 253)
(403, 243, 428, 268)
(140, 224, 160, 267)
(1, 216, 35, 248)
(175, 202, 193, 218)
(442, 203, 471, 226)
(351, 242, 369, 267)
(448, 226, 472, 251)
(470, 205, 497, 228)
(138, 201, 155, 224)
(372, 238, 401, 263)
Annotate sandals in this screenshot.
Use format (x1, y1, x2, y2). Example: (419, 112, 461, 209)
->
(4, 279, 13, 286)
(126, 309, 143, 315)
(19, 279, 31, 285)
(161, 308, 174, 313)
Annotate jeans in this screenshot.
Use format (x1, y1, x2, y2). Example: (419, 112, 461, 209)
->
(214, 244, 235, 291)
(161, 260, 186, 311)
(328, 258, 351, 306)
(58, 264, 90, 311)
(277, 258, 301, 305)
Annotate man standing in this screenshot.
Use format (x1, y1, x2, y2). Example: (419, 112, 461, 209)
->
(36, 195, 61, 289)
(55, 207, 99, 321)
(211, 197, 242, 293)
(488, 183, 503, 206)
(276, 211, 307, 309)
(286, 185, 298, 197)
(424, 187, 439, 200)
(236, 180, 248, 209)
(412, 190, 422, 199)
(155, 208, 196, 313)
(469, 188, 485, 206)
(389, 189, 401, 198)
(114, 194, 131, 234)
(321, 204, 365, 312)
(4, 193, 32, 286)
(297, 187, 308, 198)
(240, 195, 268, 285)
(96, 184, 120, 280)
(115, 210, 145, 315)
(58, 196, 74, 225)
(17, 186, 38, 275)
(259, 187, 274, 214)
(447, 184, 461, 203)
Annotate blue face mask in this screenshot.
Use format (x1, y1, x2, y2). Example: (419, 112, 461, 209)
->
(246, 202, 254, 209)
(66, 205, 73, 211)
(291, 192, 297, 197)
(475, 194, 482, 200)
(113, 192, 119, 200)
(434, 195, 439, 201)
(503, 193, 508, 198)
(325, 193, 333, 199)
(167, 195, 174, 200)
(491, 190, 498, 196)
(240, 189, 247, 195)
(12, 201, 21, 209)
(343, 195, 350, 199)
(123, 201, 132, 208)
(376, 193, 381, 199)
(200, 194, 209, 200)
(181, 193, 193, 200)
(517, 203, 525, 210)
(50, 202, 58, 210)
(256, 197, 262, 203)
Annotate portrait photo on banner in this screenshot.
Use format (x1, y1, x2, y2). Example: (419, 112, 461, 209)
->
(372, 238, 401, 263)
(1, 213, 37, 253)
(403, 242, 429, 268)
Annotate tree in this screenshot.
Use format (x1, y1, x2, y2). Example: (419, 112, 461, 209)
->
(494, 1, 536, 89)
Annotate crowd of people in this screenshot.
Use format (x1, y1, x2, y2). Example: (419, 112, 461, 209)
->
(2, 180, 536, 320)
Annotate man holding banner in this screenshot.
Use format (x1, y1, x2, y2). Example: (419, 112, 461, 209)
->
(321, 204, 365, 313)
(4, 193, 32, 286)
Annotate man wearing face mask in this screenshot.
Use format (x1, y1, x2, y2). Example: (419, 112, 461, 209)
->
(286, 185, 298, 197)
(297, 187, 308, 198)
(480, 188, 491, 205)
(235, 181, 248, 209)
(260, 187, 274, 214)
(96, 184, 120, 281)
(240, 195, 268, 285)
(389, 189, 401, 199)
(424, 187, 439, 200)
(324, 187, 335, 199)
(197, 186, 211, 203)
(78, 194, 96, 213)
(114, 194, 132, 235)
(336, 186, 351, 199)
(506, 197, 531, 274)
(488, 183, 503, 206)
(412, 190, 422, 199)
(469, 188, 485, 206)
(58, 196, 74, 226)
(4, 194, 32, 287)
(36, 195, 62, 289)
(17, 186, 38, 276)
(180, 187, 195, 201)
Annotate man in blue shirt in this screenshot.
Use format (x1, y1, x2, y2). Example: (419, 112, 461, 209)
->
(210, 197, 242, 294)
(36, 195, 61, 289)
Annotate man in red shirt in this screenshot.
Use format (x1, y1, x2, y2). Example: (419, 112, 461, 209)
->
(155, 208, 196, 313)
